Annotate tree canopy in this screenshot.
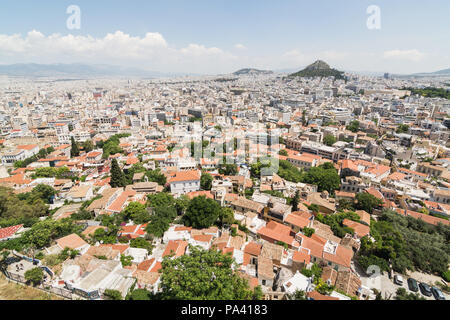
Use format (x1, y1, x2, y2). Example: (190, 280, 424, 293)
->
(110, 158, 127, 188)
(355, 193, 383, 214)
(158, 246, 256, 300)
(183, 196, 221, 229)
(301, 163, 341, 194)
(357, 209, 450, 275)
(323, 135, 337, 146)
(70, 137, 80, 157)
(200, 172, 213, 191)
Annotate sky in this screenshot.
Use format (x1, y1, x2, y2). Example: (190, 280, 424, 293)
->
(0, 0, 449, 74)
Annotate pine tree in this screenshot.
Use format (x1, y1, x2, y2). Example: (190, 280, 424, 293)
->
(292, 190, 300, 212)
(110, 158, 126, 187)
(70, 136, 80, 157)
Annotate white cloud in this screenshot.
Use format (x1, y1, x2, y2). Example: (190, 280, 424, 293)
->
(0, 30, 443, 75)
(383, 49, 425, 62)
(0, 30, 238, 74)
(234, 43, 247, 50)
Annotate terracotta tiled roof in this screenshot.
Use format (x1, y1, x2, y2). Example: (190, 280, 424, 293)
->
(244, 242, 262, 256)
(342, 219, 370, 237)
(56, 233, 88, 250)
(257, 221, 295, 247)
(0, 224, 23, 240)
(395, 208, 450, 226)
(168, 170, 200, 183)
(162, 240, 188, 258)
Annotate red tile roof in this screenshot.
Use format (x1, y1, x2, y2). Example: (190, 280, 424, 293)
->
(0, 224, 23, 240)
(168, 170, 200, 183)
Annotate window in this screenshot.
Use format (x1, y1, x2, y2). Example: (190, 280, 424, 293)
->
(262, 280, 266, 286)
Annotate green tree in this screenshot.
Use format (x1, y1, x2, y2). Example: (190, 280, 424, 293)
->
(174, 195, 190, 215)
(127, 289, 153, 300)
(82, 140, 94, 153)
(120, 254, 133, 267)
(395, 288, 425, 300)
(302, 164, 341, 194)
(346, 120, 360, 133)
(396, 124, 409, 134)
(123, 202, 150, 224)
(145, 206, 177, 238)
(218, 207, 235, 227)
(147, 192, 175, 208)
(355, 193, 383, 214)
(70, 136, 80, 157)
(110, 158, 126, 188)
(104, 289, 123, 300)
(218, 164, 238, 176)
(287, 290, 307, 300)
(146, 169, 167, 185)
(303, 227, 315, 237)
(278, 149, 288, 156)
(338, 199, 355, 211)
(183, 196, 221, 229)
(130, 237, 153, 253)
(200, 172, 213, 191)
(292, 190, 300, 212)
(323, 135, 337, 146)
(25, 267, 44, 286)
(158, 246, 255, 300)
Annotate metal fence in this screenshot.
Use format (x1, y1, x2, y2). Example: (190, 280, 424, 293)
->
(1, 268, 73, 300)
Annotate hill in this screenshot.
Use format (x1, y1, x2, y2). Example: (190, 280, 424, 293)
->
(289, 60, 345, 80)
(0, 63, 177, 79)
(233, 68, 273, 76)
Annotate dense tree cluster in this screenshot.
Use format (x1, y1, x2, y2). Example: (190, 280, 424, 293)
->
(183, 196, 222, 229)
(405, 87, 450, 100)
(0, 186, 51, 228)
(122, 202, 150, 224)
(357, 210, 450, 275)
(218, 164, 238, 176)
(97, 133, 131, 159)
(0, 218, 83, 251)
(316, 211, 361, 238)
(346, 120, 360, 133)
(145, 193, 179, 237)
(354, 193, 383, 214)
(32, 167, 72, 179)
(157, 246, 260, 300)
(273, 160, 303, 182)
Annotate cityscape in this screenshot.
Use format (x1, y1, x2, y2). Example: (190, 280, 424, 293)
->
(0, 1, 449, 305)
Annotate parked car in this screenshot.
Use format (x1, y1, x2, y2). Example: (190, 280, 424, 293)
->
(394, 275, 404, 285)
(407, 278, 419, 292)
(431, 287, 446, 300)
(419, 282, 433, 297)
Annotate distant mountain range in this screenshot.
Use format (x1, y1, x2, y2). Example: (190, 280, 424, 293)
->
(288, 60, 345, 80)
(0, 63, 182, 79)
(408, 68, 450, 77)
(0, 62, 447, 80)
(232, 68, 274, 76)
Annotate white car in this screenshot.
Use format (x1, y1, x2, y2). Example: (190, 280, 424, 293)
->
(394, 275, 404, 285)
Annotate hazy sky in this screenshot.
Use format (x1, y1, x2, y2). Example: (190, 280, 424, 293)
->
(0, 0, 449, 74)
